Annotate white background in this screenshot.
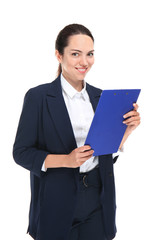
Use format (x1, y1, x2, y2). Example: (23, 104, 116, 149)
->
(0, 0, 160, 239)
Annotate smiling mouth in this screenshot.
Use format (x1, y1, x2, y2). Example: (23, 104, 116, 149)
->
(76, 68, 88, 73)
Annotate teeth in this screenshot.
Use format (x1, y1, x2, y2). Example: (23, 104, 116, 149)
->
(77, 68, 86, 72)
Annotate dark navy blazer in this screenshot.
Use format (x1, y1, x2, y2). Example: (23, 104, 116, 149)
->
(13, 75, 117, 240)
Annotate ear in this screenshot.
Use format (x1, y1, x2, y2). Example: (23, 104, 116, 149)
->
(55, 50, 63, 63)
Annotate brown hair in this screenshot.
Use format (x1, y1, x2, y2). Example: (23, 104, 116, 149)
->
(55, 23, 94, 76)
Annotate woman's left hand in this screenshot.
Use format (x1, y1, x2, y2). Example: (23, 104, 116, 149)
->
(123, 103, 141, 135)
(119, 103, 141, 149)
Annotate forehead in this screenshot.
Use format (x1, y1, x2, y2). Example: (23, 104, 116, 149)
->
(66, 34, 94, 51)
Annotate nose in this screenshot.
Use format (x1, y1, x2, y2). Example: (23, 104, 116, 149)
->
(79, 56, 88, 66)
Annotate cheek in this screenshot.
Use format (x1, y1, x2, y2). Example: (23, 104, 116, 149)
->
(65, 58, 77, 68)
(88, 58, 94, 67)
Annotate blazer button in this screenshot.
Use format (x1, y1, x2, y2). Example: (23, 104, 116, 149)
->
(108, 172, 113, 177)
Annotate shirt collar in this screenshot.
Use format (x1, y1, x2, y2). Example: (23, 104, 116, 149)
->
(60, 73, 87, 100)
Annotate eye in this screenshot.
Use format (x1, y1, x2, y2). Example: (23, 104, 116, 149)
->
(88, 52, 94, 57)
(72, 52, 79, 57)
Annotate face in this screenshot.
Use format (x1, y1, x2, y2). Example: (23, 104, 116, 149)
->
(56, 34, 94, 89)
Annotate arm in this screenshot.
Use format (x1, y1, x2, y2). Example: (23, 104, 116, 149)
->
(44, 145, 94, 169)
(13, 89, 49, 178)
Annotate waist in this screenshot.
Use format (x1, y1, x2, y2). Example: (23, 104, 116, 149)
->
(79, 165, 102, 188)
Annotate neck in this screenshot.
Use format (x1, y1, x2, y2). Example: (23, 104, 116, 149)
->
(62, 73, 84, 92)
(70, 81, 84, 92)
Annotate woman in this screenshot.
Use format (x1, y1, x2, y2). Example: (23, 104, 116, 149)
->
(13, 24, 140, 240)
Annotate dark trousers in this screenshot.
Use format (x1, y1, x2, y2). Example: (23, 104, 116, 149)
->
(68, 167, 107, 240)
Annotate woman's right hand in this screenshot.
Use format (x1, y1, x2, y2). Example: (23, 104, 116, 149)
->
(65, 145, 94, 168)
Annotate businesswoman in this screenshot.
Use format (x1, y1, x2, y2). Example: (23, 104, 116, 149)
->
(13, 24, 140, 240)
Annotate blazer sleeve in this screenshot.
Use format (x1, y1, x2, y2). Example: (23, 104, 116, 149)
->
(13, 88, 49, 178)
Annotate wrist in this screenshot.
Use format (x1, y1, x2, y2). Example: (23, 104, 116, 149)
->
(45, 154, 68, 168)
(119, 130, 131, 150)
(62, 154, 70, 168)
(125, 128, 132, 136)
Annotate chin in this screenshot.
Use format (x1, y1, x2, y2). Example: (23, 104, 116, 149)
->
(76, 76, 86, 81)
(76, 72, 89, 79)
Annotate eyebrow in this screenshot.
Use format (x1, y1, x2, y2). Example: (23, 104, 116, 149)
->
(70, 49, 95, 53)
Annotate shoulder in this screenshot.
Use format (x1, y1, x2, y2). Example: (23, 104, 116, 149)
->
(24, 77, 59, 101)
(26, 82, 51, 96)
(22, 83, 50, 109)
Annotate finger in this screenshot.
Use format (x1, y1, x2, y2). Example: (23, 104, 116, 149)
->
(75, 151, 94, 164)
(133, 103, 139, 111)
(123, 115, 141, 124)
(78, 145, 92, 153)
(123, 111, 139, 119)
(123, 116, 140, 124)
(78, 154, 94, 164)
(125, 120, 140, 126)
(123, 103, 139, 119)
(123, 114, 140, 121)
(79, 149, 94, 159)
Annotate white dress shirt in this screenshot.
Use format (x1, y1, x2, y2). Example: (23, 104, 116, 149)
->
(61, 74, 99, 173)
(42, 74, 122, 172)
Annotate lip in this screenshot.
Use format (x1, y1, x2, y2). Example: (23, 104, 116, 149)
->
(75, 68, 88, 73)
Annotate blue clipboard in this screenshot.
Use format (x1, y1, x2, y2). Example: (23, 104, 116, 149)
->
(85, 89, 141, 156)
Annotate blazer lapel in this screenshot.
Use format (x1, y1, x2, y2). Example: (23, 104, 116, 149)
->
(46, 76, 77, 154)
(86, 83, 102, 112)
